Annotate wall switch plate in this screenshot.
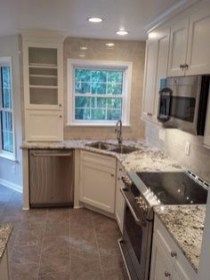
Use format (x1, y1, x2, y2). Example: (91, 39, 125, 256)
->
(159, 129, 166, 142)
(185, 141, 191, 156)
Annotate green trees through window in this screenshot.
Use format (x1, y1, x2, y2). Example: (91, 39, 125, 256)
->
(74, 68, 124, 121)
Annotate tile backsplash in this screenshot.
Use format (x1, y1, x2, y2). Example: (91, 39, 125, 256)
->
(146, 121, 210, 182)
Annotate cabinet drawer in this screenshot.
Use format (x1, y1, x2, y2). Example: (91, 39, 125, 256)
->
(81, 150, 116, 169)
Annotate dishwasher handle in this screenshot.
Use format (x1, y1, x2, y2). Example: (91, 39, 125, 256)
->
(31, 151, 73, 157)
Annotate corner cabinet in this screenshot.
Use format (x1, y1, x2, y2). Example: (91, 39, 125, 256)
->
(22, 32, 64, 141)
(79, 151, 116, 214)
(150, 215, 197, 280)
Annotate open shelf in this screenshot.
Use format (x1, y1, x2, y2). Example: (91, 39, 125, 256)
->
(29, 63, 57, 69)
(29, 74, 57, 78)
(29, 85, 58, 89)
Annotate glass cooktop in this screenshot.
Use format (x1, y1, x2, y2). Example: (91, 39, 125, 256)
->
(136, 172, 208, 205)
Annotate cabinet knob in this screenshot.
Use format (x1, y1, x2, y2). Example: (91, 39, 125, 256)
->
(59, 115, 62, 118)
(180, 64, 184, 69)
(59, 104, 62, 107)
(184, 63, 189, 70)
(164, 271, 171, 278)
(147, 113, 153, 117)
(171, 251, 177, 258)
(111, 174, 115, 177)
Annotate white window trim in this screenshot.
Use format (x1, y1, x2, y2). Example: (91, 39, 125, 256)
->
(0, 57, 16, 161)
(67, 59, 132, 126)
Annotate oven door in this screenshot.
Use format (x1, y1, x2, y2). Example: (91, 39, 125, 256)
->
(119, 188, 153, 280)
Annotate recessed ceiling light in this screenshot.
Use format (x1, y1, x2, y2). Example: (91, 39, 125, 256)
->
(105, 42, 115, 47)
(88, 17, 103, 23)
(80, 46, 88, 50)
(116, 29, 128, 36)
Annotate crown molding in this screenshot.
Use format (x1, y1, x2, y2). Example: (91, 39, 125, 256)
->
(144, 0, 200, 34)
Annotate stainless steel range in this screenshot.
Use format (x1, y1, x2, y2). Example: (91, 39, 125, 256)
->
(118, 171, 209, 280)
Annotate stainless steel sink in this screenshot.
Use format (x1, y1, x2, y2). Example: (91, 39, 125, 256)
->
(86, 142, 139, 154)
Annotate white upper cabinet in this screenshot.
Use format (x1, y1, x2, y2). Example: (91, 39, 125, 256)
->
(142, 39, 158, 120)
(142, 27, 170, 122)
(167, 18, 189, 77)
(22, 31, 64, 141)
(186, 8, 210, 75)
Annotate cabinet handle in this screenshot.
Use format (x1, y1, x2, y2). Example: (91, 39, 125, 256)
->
(59, 115, 62, 118)
(171, 251, 177, 258)
(164, 271, 171, 278)
(147, 113, 153, 117)
(59, 104, 62, 107)
(111, 174, 115, 177)
(180, 64, 184, 69)
(184, 63, 189, 70)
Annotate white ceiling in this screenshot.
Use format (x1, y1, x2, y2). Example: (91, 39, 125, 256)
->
(0, 0, 195, 40)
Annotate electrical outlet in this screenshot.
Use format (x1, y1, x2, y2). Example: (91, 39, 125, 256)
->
(159, 129, 166, 142)
(185, 141, 191, 156)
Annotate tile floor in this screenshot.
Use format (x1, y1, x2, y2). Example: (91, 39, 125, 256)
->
(0, 185, 127, 280)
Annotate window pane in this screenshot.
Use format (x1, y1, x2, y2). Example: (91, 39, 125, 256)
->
(1, 111, 13, 152)
(75, 69, 91, 82)
(75, 96, 90, 108)
(107, 98, 122, 109)
(91, 109, 106, 120)
(75, 82, 90, 94)
(107, 71, 123, 83)
(91, 70, 107, 83)
(1, 67, 12, 108)
(91, 97, 106, 109)
(107, 83, 122, 95)
(91, 83, 106, 94)
(107, 109, 122, 120)
(75, 108, 90, 120)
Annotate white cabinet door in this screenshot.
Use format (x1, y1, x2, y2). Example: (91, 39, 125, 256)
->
(168, 18, 189, 77)
(25, 109, 63, 141)
(154, 28, 170, 119)
(150, 232, 173, 280)
(115, 164, 125, 233)
(142, 39, 158, 120)
(80, 152, 116, 213)
(186, 9, 210, 75)
(173, 261, 191, 280)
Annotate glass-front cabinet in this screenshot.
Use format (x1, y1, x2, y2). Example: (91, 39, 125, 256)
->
(22, 32, 64, 141)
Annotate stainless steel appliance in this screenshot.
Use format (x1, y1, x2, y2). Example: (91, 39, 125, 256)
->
(29, 149, 74, 207)
(158, 75, 210, 135)
(119, 171, 208, 280)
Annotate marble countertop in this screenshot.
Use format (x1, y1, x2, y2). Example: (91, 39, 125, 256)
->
(21, 139, 182, 173)
(0, 224, 12, 260)
(154, 205, 206, 273)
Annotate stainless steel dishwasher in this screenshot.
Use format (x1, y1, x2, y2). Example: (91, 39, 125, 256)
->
(29, 149, 74, 208)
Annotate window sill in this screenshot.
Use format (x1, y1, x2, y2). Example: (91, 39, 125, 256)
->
(66, 122, 130, 127)
(0, 152, 16, 162)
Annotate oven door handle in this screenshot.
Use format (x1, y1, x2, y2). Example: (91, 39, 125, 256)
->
(120, 187, 141, 225)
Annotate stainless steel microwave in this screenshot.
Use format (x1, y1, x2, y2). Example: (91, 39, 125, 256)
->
(158, 75, 210, 135)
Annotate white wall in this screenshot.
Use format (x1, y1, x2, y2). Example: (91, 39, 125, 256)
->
(0, 35, 23, 191)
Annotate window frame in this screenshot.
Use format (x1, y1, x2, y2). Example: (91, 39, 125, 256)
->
(0, 57, 16, 161)
(67, 59, 132, 126)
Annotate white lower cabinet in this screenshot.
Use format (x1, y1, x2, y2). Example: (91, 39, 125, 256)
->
(0, 248, 9, 280)
(150, 216, 197, 280)
(115, 162, 125, 233)
(79, 151, 116, 214)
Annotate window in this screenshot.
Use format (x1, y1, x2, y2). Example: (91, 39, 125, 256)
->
(0, 57, 15, 159)
(67, 60, 132, 126)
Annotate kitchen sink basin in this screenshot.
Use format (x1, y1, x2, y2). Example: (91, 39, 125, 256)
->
(86, 141, 139, 154)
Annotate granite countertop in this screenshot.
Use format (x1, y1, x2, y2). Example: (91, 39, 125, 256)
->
(154, 205, 206, 273)
(21, 139, 182, 173)
(0, 224, 12, 260)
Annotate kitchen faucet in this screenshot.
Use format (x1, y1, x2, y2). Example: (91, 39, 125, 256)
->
(115, 120, 123, 145)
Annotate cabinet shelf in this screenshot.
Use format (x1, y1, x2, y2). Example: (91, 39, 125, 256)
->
(29, 74, 57, 79)
(29, 85, 58, 89)
(29, 63, 57, 69)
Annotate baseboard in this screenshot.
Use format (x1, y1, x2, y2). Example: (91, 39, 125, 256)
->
(0, 178, 22, 193)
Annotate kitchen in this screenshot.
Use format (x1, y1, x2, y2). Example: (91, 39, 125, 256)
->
(0, 0, 210, 279)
